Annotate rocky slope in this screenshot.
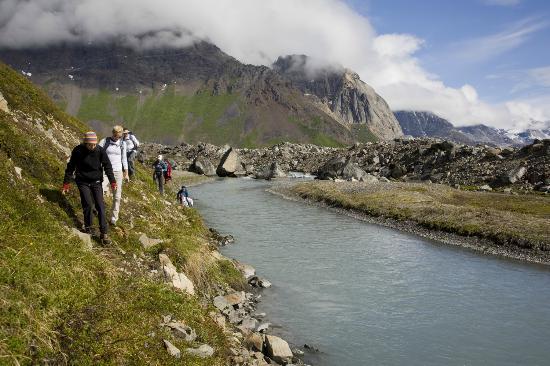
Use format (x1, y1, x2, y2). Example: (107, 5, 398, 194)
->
(142, 138, 549, 193)
(273, 55, 403, 140)
(0, 61, 305, 365)
(0, 42, 400, 147)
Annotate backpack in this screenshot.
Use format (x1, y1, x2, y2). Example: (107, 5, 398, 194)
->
(102, 137, 125, 155)
(154, 160, 165, 174)
(125, 132, 139, 152)
(164, 161, 172, 181)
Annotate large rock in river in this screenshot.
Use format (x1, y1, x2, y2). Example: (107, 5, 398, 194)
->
(190, 156, 216, 176)
(216, 147, 241, 177)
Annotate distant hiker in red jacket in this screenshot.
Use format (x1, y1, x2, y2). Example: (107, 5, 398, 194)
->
(62, 131, 117, 245)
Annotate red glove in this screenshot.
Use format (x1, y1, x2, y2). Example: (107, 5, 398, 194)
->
(111, 182, 117, 191)
(61, 183, 70, 194)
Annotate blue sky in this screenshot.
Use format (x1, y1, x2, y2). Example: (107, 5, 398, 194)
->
(346, 0, 550, 104)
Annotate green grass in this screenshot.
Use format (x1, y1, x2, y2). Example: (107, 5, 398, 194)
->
(285, 181, 550, 252)
(352, 124, 378, 143)
(0, 61, 239, 364)
(76, 88, 242, 145)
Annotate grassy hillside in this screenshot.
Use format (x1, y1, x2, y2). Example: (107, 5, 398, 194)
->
(67, 87, 375, 147)
(0, 62, 242, 364)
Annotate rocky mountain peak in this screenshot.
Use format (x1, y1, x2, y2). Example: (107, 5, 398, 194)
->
(273, 54, 403, 140)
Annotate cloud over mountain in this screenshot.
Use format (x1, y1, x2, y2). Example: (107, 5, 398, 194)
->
(0, 0, 548, 129)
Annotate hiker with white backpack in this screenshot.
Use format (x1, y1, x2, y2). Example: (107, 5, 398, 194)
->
(122, 128, 140, 179)
(99, 125, 128, 225)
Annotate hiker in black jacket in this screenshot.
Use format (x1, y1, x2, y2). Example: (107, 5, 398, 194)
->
(62, 131, 117, 244)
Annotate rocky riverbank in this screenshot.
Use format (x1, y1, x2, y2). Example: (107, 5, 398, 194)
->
(141, 137, 549, 193)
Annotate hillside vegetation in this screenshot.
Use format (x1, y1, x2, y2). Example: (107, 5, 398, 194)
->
(0, 62, 242, 364)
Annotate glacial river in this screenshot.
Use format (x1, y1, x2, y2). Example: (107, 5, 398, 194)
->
(193, 178, 550, 366)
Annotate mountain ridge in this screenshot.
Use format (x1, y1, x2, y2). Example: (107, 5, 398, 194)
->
(0, 42, 402, 146)
(395, 110, 549, 146)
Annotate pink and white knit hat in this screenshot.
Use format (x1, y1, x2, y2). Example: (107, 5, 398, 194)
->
(83, 131, 98, 143)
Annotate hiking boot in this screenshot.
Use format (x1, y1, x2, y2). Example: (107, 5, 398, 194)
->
(100, 233, 112, 245)
(83, 226, 96, 236)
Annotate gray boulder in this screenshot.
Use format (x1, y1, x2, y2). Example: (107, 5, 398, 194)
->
(186, 344, 214, 358)
(167, 321, 197, 342)
(217, 148, 241, 177)
(163, 340, 181, 358)
(256, 162, 287, 180)
(390, 164, 407, 179)
(316, 156, 347, 180)
(190, 156, 216, 176)
(341, 162, 368, 181)
(496, 166, 527, 185)
(265, 335, 293, 364)
(361, 174, 379, 184)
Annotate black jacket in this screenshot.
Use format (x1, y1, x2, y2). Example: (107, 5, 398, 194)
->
(64, 144, 115, 184)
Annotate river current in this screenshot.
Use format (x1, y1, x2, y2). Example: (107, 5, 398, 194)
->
(193, 178, 550, 366)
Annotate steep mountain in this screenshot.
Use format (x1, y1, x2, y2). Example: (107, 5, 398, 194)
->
(394, 110, 474, 144)
(0, 42, 399, 146)
(273, 55, 403, 140)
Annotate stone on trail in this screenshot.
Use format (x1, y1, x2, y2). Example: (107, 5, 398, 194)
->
(167, 321, 197, 342)
(0, 91, 9, 113)
(139, 233, 163, 249)
(163, 339, 181, 358)
(186, 344, 214, 358)
(159, 254, 195, 295)
(71, 227, 93, 250)
(265, 335, 293, 364)
(14, 167, 22, 179)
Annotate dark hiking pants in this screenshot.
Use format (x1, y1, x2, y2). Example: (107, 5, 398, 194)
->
(77, 181, 107, 234)
(153, 172, 164, 195)
(127, 150, 137, 177)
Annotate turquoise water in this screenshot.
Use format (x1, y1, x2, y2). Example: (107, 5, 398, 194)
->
(193, 178, 550, 366)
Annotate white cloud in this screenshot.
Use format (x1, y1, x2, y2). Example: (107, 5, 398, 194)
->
(0, 0, 548, 129)
(452, 17, 548, 63)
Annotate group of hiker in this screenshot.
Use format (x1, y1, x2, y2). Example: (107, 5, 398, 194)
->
(62, 126, 193, 245)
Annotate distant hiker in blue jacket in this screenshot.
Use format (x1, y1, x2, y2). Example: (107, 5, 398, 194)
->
(152, 155, 168, 195)
(176, 185, 193, 207)
(62, 131, 116, 245)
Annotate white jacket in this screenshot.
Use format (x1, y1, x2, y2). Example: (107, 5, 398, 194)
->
(99, 137, 128, 172)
